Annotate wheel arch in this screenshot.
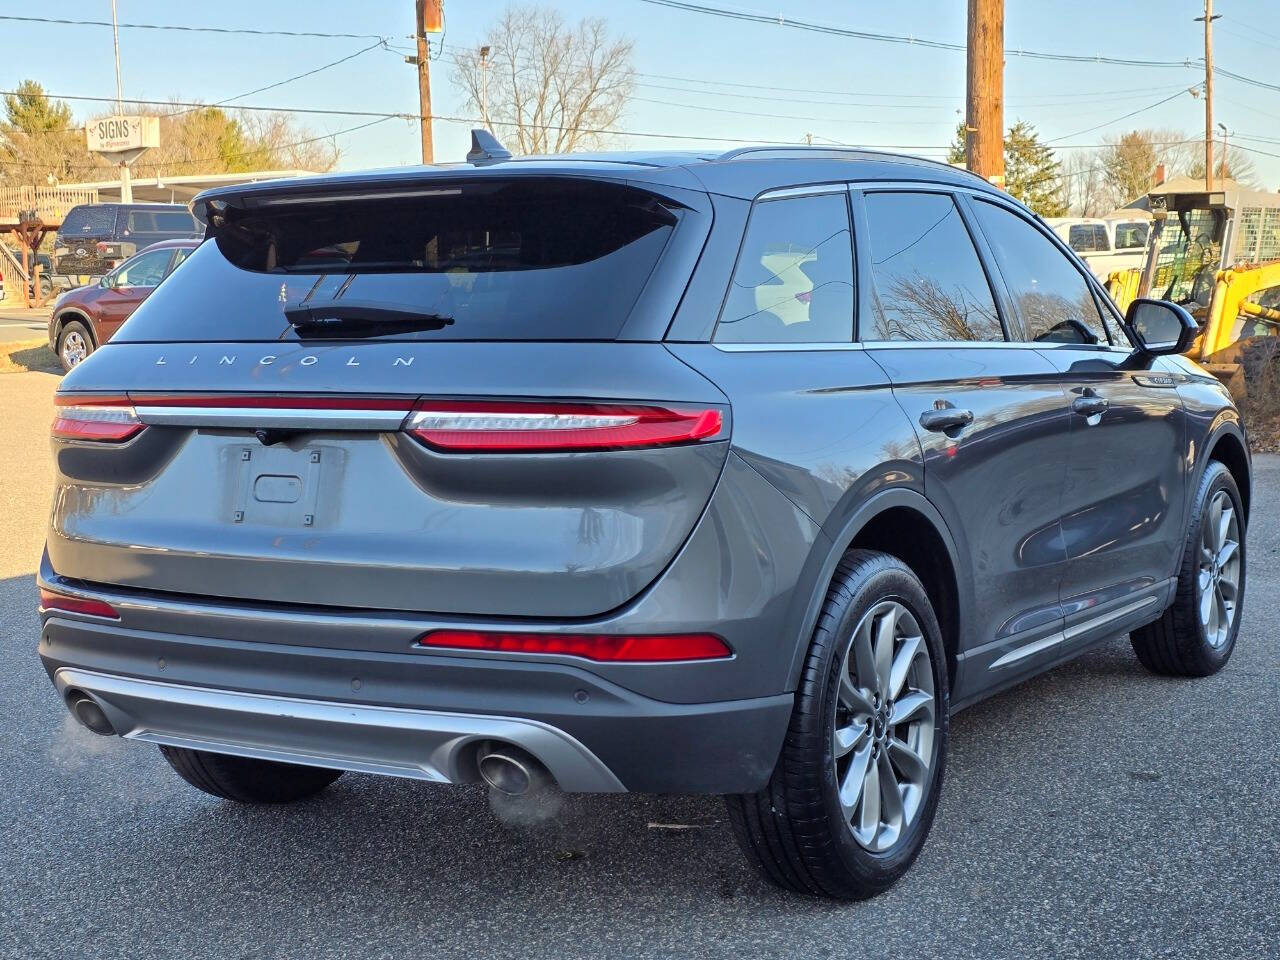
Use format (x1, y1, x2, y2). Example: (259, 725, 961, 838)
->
(784, 488, 968, 693)
(1205, 427, 1250, 522)
(53, 310, 97, 348)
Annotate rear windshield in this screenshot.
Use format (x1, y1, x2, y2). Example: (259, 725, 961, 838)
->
(60, 205, 116, 236)
(115, 178, 680, 343)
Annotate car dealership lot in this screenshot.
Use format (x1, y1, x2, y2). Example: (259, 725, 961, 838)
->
(1, 368, 1276, 960)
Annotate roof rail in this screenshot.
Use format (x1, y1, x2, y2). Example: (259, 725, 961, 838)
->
(714, 144, 992, 185)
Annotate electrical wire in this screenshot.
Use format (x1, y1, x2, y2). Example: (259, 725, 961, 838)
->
(0, 15, 388, 41)
(1047, 88, 1196, 143)
(634, 0, 1196, 68)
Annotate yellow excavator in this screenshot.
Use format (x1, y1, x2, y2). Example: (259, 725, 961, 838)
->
(1106, 177, 1280, 398)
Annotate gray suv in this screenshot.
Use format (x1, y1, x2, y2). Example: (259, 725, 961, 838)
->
(38, 138, 1250, 900)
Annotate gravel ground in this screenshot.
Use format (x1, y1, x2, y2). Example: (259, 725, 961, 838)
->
(1, 369, 1276, 959)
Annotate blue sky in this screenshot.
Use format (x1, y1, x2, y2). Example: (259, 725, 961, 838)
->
(3, 1, 1278, 185)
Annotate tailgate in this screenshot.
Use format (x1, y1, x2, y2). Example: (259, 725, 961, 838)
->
(48, 341, 729, 617)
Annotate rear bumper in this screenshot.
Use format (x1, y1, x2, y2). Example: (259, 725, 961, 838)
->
(38, 607, 793, 794)
(53, 667, 626, 792)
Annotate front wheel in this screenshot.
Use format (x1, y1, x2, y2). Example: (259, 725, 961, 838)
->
(727, 550, 949, 900)
(1131, 461, 1245, 676)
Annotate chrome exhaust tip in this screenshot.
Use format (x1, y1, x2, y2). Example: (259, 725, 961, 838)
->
(66, 691, 115, 736)
(476, 744, 553, 797)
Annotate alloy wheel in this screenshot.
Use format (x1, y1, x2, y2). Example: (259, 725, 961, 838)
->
(832, 600, 937, 853)
(61, 331, 88, 367)
(1198, 489, 1241, 649)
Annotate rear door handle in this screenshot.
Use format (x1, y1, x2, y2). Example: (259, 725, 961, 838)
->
(1071, 396, 1110, 417)
(918, 407, 974, 433)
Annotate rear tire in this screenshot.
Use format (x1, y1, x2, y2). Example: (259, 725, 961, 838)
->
(159, 746, 344, 803)
(56, 320, 93, 371)
(727, 549, 949, 900)
(1130, 461, 1245, 677)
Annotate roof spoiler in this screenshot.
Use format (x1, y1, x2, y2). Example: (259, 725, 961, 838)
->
(466, 129, 512, 165)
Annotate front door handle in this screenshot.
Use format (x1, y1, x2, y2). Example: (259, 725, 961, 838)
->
(919, 406, 975, 433)
(1071, 396, 1110, 417)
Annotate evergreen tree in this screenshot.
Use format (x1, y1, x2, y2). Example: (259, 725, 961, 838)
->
(1004, 120, 1066, 216)
(945, 118, 1067, 217)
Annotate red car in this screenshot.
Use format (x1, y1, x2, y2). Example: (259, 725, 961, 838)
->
(48, 238, 200, 371)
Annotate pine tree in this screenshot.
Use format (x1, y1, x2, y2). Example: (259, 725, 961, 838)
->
(945, 118, 1066, 217)
(1003, 120, 1066, 217)
(0, 79, 81, 184)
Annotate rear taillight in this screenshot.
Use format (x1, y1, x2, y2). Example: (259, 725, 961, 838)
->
(416, 630, 732, 663)
(405, 401, 724, 452)
(52, 396, 144, 442)
(39, 587, 120, 619)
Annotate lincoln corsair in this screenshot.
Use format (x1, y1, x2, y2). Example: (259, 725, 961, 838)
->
(38, 135, 1249, 900)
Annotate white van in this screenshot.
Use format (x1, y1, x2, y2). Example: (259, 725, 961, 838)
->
(1047, 217, 1150, 279)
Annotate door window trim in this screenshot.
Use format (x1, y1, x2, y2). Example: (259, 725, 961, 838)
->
(711, 183, 857, 346)
(965, 193, 1134, 350)
(851, 185, 1013, 347)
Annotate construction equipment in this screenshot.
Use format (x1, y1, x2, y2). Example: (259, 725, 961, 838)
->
(1106, 177, 1280, 396)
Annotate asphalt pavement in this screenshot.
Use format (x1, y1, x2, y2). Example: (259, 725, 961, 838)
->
(0, 305, 50, 345)
(1, 368, 1276, 960)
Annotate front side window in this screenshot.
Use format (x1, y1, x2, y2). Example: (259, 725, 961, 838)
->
(716, 192, 854, 343)
(862, 191, 1003, 342)
(112, 249, 172, 288)
(973, 200, 1111, 345)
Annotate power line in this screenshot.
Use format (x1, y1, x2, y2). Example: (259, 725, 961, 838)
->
(1048, 88, 1196, 142)
(635, 0, 1196, 68)
(0, 14, 388, 41)
(172, 40, 389, 117)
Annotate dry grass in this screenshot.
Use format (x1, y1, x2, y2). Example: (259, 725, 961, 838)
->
(0, 339, 61, 375)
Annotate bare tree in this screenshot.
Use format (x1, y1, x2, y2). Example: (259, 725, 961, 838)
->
(1061, 150, 1109, 216)
(451, 5, 634, 154)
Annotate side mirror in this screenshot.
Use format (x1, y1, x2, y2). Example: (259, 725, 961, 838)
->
(1125, 298, 1197, 356)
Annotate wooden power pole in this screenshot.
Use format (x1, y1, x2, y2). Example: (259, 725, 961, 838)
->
(413, 0, 443, 164)
(1198, 0, 1218, 191)
(965, 0, 1004, 185)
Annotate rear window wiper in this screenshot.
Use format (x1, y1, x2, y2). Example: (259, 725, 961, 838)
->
(284, 298, 455, 337)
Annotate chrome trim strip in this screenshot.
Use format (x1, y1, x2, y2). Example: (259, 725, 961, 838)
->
(54, 668, 625, 792)
(757, 183, 849, 201)
(989, 595, 1158, 670)
(712, 341, 865, 352)
(135, 407, 412, 430)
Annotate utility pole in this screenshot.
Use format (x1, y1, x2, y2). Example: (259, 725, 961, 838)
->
(965, 0, 1004, 186)
(480, 46, 491, 130)
(413, 0, 443, 164)
(110, 0, 132, 203)
(1196, 0, 1218, 191)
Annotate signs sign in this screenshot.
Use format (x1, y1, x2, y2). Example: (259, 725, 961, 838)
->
(86, 115, 160, 154)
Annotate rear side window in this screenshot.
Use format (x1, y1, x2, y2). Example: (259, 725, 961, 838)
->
(60, 206, 116, 235)
(115, 179, 680, 343)
(973, 200, 1111, 345)
(715, 192, 854, 343)
(128, 209, 196, 233)
(1068, 223, 1110, 253)
(1113, 221, 1148, 250)
(861, 192, 1003, 342)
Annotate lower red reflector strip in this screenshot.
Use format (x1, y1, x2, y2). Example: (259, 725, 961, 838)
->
(39, 588, 120, 620)
(416, 630, 731, 663)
